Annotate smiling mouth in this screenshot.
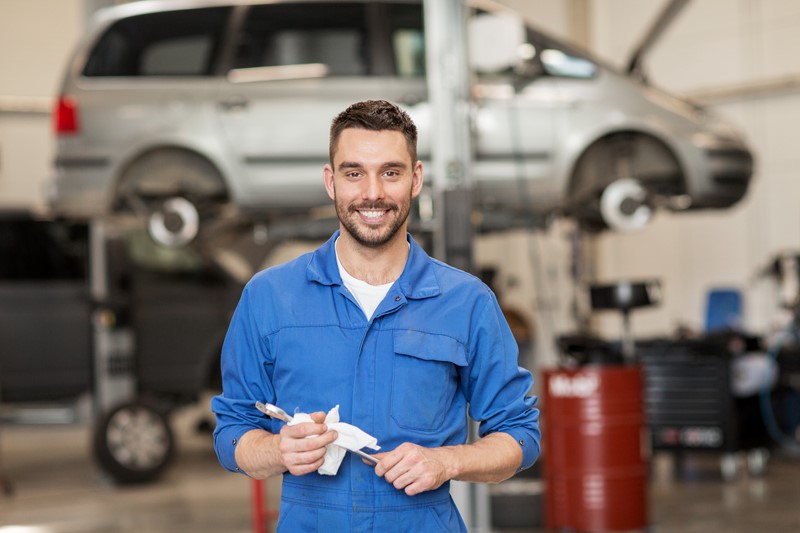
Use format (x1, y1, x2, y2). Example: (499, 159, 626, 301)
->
(351, 204, 393, 222)
(359, 209, 388, 220)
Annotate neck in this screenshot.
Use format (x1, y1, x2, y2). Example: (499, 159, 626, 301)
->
(336, 231, 409, 285)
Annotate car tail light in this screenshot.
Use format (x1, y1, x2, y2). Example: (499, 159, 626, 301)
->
(53, 96, 78, 134)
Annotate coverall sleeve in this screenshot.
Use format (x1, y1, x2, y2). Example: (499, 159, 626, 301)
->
(211, 282, 278, 473)
(463, 294, 541, 471)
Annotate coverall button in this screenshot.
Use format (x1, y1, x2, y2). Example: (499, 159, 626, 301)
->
(519, 439, 525, 446)
(395, 296, 401, 301)
(232, 439, 237, 445)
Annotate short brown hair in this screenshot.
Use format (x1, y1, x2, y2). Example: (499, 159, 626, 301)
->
(329, 100, 418, 164)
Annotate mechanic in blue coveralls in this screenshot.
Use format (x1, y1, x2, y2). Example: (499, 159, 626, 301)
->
(212, 100, 540, 531)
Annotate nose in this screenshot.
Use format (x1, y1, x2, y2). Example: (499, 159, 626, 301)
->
(362, 175, 385, 200)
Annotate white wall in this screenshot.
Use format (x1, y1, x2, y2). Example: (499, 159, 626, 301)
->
(497, 0, 572, 41)
(0, 0, 83, 210)
(590, 0, 800, 337)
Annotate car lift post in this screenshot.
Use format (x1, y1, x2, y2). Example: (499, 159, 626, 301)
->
(423, 1, 489, 530)
(89, 219, 137, 415)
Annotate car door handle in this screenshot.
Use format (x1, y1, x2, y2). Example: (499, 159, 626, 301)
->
(218, 96, 248, 112)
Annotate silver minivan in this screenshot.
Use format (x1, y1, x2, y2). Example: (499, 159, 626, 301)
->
(48, 0, 754, 240)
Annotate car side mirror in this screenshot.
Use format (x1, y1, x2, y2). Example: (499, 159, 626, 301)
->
(468, 12, 527, 74)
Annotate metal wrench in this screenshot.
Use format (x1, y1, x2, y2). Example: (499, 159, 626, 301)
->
(255, 401, 379, 465)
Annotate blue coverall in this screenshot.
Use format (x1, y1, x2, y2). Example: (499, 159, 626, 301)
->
(212, 231, 540, 532)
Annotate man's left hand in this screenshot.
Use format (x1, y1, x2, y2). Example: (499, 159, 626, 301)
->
(372, 442, 450, 496)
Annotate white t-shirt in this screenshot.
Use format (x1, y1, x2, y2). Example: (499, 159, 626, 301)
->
(335, 242, 394, 321)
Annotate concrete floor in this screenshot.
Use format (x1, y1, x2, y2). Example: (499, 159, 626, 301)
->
(1, 405, 799, 533)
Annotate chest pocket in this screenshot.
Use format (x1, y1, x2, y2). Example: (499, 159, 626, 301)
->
(392, 330, 468, 432)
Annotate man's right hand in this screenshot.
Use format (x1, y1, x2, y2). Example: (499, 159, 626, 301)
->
(278, 411, 338, 476)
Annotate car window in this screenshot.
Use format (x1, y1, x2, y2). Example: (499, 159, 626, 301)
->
(539, 48, 596, 78)
(526, 28, 597, 79)
(389, 3, 425, 77)
(233, 3, 369, 76)
(82, 7, 232, 77)
(141, 36, 213, 76)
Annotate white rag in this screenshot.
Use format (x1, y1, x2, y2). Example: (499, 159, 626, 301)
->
(287, 405, 380, 476)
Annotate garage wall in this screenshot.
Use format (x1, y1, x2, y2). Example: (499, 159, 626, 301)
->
(0, 0, 84, 209)
(496, 0, 572, 41)
(590, 0, 800, 337)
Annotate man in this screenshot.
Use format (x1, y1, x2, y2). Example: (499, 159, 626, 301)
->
(212, 100, 540, 531)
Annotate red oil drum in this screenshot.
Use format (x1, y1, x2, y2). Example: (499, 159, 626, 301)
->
(542, 365, 648, 532)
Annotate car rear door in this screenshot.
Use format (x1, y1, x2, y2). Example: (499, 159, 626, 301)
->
(213, 1, 428, 214)
(65, 6, 234, 205)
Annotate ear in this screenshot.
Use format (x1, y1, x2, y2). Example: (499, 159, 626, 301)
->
(411, 160, 424, 199)
(323, 164, 335, 201)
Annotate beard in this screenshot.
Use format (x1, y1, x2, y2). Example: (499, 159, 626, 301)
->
(335, 194, 412, 248)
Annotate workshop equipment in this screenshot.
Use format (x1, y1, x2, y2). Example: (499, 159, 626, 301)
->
(0, 211, 240, 483)
(542, 365, 648, 532)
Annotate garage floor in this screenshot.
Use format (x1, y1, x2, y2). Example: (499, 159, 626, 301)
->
(1, 403, 799, 533)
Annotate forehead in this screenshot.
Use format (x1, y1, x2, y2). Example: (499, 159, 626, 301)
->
(333, 128, 413, 165)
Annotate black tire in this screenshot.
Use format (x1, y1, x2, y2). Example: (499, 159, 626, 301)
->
(93, 401, 175, 484)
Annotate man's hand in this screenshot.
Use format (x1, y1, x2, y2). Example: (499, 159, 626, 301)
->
(373, 442, 450, 496)
(278, 411, 338, 476)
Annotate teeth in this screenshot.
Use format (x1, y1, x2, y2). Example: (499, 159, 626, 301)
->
(360, 210, 385, 219)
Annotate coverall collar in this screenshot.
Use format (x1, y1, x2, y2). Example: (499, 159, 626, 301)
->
(307, 231, 441, 301)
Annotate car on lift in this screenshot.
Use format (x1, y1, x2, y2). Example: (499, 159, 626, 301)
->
(47, 0, 753, 240)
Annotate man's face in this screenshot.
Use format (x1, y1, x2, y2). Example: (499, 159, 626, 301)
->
(324, 128, 423, 248)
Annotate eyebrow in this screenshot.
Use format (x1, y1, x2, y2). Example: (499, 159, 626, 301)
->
(336, 160, 409, 171)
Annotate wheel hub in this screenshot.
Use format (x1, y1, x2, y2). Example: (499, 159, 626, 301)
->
(147, 196, 200, 247)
